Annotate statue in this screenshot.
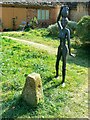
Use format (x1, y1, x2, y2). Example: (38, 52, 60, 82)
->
(55, 5, 75, 87)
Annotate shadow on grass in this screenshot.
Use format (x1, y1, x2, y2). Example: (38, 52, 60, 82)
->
(1, 96, 39, 119)
(67, 44, 90, 67)
(43, 75, 54, 85)
(43, 82, 61, 92)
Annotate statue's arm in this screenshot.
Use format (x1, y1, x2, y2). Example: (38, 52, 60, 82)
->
(57, 21, 62, 30)
(67, 29, 75, 57)
(67, 29, 71, 55)
(57, 6, 63, 30)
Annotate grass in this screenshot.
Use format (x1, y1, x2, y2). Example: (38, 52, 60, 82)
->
(1, 35, 88, 119)
(2, 28, 60, 48)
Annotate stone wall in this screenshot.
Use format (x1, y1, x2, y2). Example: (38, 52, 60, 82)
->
(1, 7, 27, 30)
(0, 6, 2, 31)
(1, 3, 89, 30)
(70, 3, 88, 22)
(0, 5, 60, 30)
(27, 5, 60, 27)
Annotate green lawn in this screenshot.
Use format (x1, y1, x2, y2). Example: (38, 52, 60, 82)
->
(2, 29, 59, 48)
(1, 32, 89, 119)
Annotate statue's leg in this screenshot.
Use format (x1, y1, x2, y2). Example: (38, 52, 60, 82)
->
(61, 47, 67, 83)
(61, 55, 66, 83)
(55, 46, 62, 77)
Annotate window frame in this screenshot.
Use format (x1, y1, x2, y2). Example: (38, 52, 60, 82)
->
(37, 9, 49, 20)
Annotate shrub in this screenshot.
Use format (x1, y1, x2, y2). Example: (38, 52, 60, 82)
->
(37, 28, 49, 37)
(27, 28, 49, 37)
(47, 23, 59, 38)
(67, 21, 77, 38)
(47, 21, 77, 38)
(25, 27, 31, 32)
(29, 17, 38, 29)
(76, 16, 90, 44)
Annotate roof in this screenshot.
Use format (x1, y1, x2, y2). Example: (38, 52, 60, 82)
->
(0, 0, 90, 4)
(0, 0, 59, 7)
(0, 0, 89, 8)
(0, 1, 57, 8)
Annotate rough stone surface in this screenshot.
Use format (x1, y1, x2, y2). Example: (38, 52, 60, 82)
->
(22, 73, 43, 106)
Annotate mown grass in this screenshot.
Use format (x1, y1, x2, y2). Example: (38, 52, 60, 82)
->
(1, 36, 88, 119)
(2, 29, 59, 48)
(2, 28, 84, 51)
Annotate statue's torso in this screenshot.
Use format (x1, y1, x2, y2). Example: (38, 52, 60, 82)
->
(58, 28, 69, 50)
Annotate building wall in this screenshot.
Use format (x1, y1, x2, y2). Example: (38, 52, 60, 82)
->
(2, 7, 14, 30)
(1, 7, 27, 30)
(0, 3, 89, 31)
(27, 8, 37, 20)
(70, 3, 88, 21)
(49, 5, 60, 25)
(0, 6, 2, 31)
(1, 5, 60, 30)
(13, 7, 27, 29)
(27, 5, 60, 27)
(0, 6, 2, 22)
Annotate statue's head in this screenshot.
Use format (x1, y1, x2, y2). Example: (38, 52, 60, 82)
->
(61, 5, 69, 18)
(61, 17, 68, 28)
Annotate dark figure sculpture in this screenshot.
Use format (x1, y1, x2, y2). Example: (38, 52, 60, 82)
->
(55, 5, 75, 87)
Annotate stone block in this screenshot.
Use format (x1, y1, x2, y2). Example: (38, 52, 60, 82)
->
(22, 73, 43, 107)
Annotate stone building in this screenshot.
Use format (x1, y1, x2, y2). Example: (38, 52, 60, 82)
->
(0, 0, 90, 31)
(0, 1, 60, 31)
(69, 2, 90, 21)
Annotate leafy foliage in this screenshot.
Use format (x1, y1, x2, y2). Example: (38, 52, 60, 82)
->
(47, 21, 77, 38)
(29, 17, 38, 29)
(76, 16, 90, 44)
(47, 23, 59, 38)
(67, 21, 77, 38)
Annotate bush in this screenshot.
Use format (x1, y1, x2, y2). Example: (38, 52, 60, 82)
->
(28, 28, 49, 37)
(47, 21, 77, 38)
(67, 21, 77, 38)
(25, 27, 31, 32)
(76, 16, 90, 44)
(47, 23, 59, 38)
(37, 28, 49, 37)
(29, 17, 38, 29)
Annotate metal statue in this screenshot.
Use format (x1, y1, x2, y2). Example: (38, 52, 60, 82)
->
(55, 5, 75, 87)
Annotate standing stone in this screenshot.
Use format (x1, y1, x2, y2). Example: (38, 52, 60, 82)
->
(22, 72, 44, 107)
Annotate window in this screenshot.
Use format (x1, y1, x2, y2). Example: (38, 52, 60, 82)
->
(37, 9, 49, 20)
(42, 10, 45, 20)
(38, 10, 41, 20)
(46, 10, 49, 20)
